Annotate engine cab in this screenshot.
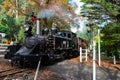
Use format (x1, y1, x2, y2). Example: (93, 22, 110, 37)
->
(51, 27, 59, 35)
(42, 27, 49, 36)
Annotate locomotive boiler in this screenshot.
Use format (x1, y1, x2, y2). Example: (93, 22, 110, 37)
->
(4, 22, 87, 67)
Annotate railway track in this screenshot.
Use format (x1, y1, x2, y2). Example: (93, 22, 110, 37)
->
(0, 68, 32, 80)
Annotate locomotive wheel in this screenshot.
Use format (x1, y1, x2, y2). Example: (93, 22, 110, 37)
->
(11, 57, 26, 68)
(11, 57, 18, 67)
(61, 52, 66, 60)
(71, 51, 77, 58)
(65, 51, 72, 59)
(18, 60, 25, 68)
(11, 58, 15, 67)
(41, 56, 50, 65)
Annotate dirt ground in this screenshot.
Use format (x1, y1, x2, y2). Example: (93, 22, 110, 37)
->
(1, 56, 119, 71)
(0, 57, 13, 69)
(69, 57, 120, 71)
(0, 56, 120, 80)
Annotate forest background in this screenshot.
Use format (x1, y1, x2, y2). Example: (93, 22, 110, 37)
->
(0, 0, 120, 58)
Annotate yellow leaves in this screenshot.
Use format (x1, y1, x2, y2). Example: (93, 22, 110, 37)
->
(25, 0, 41, 11)
(0, 0, 14, 15)
(1, 0, 8, 12)
(4, 0, 9, 4)
(1, 6, 6, 12)
(49, 0, 68, 5)
(9, 4, 13, 7)
(56, 0, 68, 5)
(61, 0, 68, 4)
(6, 9, 12, 15)
(28, 0, 36, 5)
(3, 0, 11, 8)
(56, 0, 68, 4)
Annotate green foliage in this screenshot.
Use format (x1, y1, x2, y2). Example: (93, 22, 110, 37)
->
(0, 15, 24, 42)
(3, 16, 19, 37)
(100, 0, 105, 3)
(0, 24, 8, 33)
(18, 27, 25, 43)
(105, 2, 118, 15)
(101, 22, 120, 56)
(0, 0, 3, 3)
(80, 0, 89, 3)
(101, 54, 113, 60)
(81, 0, 119, 15)
(76, 30, 90, 41)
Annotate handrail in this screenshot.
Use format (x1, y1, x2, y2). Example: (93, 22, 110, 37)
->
(0, 43, 10, 52)
(0, 43, 10, 46)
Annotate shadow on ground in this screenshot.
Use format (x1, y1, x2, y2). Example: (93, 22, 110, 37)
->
(40, 60, 120, 80)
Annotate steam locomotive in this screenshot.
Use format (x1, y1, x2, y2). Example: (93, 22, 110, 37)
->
(4, 22, 87, 67)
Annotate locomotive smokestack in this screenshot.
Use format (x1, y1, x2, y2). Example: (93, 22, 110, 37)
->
(36, 20, 40, 35)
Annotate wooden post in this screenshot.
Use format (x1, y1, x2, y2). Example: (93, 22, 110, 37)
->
(85, 49, 88, 61)
(34, 58, 41, 80)
(93, 41, 96, 80)
(80, 47, 82, 62)
(98, 29, 101, 66)
(113, 55, 116, 64)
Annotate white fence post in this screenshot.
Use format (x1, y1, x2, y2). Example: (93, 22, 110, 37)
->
(98, 29, 101, 66)
(113, 55, 116, 64)
(93, 41, 96, 80)
(85, 49, 88, 61)
(80, 47, 82, 62)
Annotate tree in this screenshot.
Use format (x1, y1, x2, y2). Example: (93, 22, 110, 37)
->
(101, 22, 120, 57)
(0, 15, 23, 42)
(0, 0, 77, 43)
(81, 0, 120, 21)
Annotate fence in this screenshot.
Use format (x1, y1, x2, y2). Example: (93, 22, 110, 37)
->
(0, 43, 10, 52)
(79, 47, 88, 62)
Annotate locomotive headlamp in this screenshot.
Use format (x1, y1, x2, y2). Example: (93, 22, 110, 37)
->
(24, 21, 32, 33)
(25, 26, 29, 32)
(24, 24, 29, 32)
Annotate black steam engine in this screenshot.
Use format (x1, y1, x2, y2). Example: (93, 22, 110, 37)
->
(4, 21, 87, 67)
